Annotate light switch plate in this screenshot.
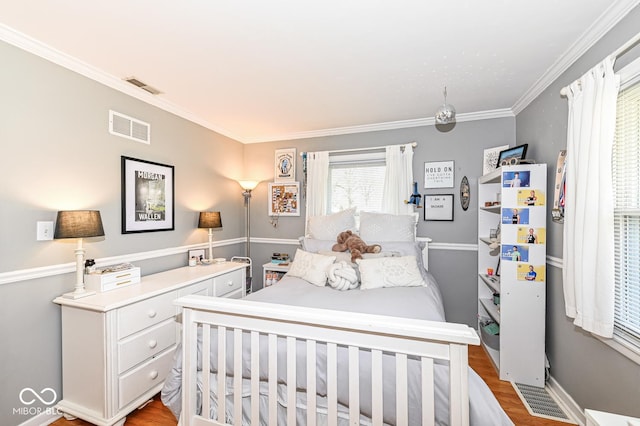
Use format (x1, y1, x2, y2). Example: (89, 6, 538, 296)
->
(37, 221, 54, 241)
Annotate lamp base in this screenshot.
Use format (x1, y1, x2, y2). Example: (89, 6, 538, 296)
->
(62, 289, 96, 299)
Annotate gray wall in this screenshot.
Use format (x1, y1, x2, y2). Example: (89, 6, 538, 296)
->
(244, 117, 516, 327)
(516, 5, 640, 417)
(0, 40, 247, 426)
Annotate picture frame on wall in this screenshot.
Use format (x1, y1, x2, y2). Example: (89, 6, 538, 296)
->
(268, 182, 300, 216)
(424, 160, 454, 188)
(274, 148, 296, 182)
(121, 156, 175, 233)
(424, 194, 454, 221)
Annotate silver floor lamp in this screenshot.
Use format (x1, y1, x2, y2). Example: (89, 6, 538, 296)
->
(238, 180, 259, 292)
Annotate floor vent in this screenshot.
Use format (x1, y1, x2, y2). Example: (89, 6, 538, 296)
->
(109, 110, 150, 144)
(513, 382, 577, 424)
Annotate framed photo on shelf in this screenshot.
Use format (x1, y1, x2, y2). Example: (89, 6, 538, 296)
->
(497, 144, 528, 167)
(483, 145, 509, 174)
(121, 156, 175, 233)
(424, 194, 454, 221)
(268, 182, 300, 216)
(424, 160, 454, 188)
(274, 148, 296, 182)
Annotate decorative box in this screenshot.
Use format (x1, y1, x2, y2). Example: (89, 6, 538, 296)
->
(85, 267, 141, 293)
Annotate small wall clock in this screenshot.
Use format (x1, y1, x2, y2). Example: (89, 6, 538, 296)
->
(460, 176, 470, 211)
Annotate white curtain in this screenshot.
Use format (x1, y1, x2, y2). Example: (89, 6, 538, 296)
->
(305, 151, 329, 231)
(382, 143, 414, 215)
(563, 56, 620, 338)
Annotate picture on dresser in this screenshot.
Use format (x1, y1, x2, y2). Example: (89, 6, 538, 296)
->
(121, 156, 175, 233)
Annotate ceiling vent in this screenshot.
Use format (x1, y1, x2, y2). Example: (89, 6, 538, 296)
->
(109, 110, 150, 144)
(124, 77, 162, 95)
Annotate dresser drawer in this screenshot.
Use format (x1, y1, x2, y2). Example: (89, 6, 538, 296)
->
(118, 318, 176, 374)
(118, 347, 174, 410)
(178, 279, 212, 298)
(117, 291, 177, 339)
(213, 269, 244, 297)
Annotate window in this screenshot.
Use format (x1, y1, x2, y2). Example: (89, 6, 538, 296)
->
(327, 151, 386, 214)
(612, 61, 640, 352)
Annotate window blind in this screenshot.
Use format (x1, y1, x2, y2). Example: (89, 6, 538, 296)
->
(613, 80, 640, 346)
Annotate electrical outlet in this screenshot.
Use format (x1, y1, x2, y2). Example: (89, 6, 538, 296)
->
(37, 221, 54, 241)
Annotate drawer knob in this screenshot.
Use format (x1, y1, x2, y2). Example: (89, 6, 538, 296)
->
(227, 280, 233, 286)
(148, 339, 157, 349)
(149, 370, 158, 380)
(147, 310, 157, 318)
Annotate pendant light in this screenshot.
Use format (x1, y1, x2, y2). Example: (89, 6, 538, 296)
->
(435, 86, 456, 124)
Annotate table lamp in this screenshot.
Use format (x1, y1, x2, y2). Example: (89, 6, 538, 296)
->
(54, 210, 105, 299)
(198, 211, 222, 263)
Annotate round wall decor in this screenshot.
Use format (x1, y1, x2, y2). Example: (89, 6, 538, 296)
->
(460, 176, 470, 211)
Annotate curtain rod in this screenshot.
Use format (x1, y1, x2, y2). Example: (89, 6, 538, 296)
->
(560, 31, 640, 96)
(300, 141, 416, 156)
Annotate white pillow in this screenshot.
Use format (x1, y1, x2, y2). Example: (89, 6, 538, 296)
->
(359, 212, 417, 242)
(307, 208, 356, 240)
(287, 249, 336, 287)
(300, 237, 336, 253)
(357, 256, 425, 290)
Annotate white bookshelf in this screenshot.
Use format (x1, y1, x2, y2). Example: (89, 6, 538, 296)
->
(477, 164, 547, 387)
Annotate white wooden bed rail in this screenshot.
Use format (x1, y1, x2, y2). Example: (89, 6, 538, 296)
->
(176, 295, 479, 426)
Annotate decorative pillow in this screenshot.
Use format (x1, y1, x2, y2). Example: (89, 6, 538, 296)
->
(287, 249, 336, 287)
(300, 237, 337, 253)
(307, 208, 357, 241)
(357, 255, 426, 290)
(359, 212, 418, 242)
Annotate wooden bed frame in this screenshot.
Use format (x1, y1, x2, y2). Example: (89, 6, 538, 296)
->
(176, 294, 480, 426)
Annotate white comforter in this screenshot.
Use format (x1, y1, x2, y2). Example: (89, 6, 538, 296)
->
(162, 275, 513, 425)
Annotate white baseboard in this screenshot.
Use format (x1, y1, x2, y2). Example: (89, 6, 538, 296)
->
(547, 375, 586, 426)
(17, 411, 61, 426)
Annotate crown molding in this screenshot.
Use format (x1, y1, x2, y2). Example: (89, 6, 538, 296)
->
(512, 0, 640, 114)
(0, 23, 244, 142)
(243, 109, 515, 143)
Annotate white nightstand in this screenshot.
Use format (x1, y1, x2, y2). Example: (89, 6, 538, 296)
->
(262, 262, 290, 288)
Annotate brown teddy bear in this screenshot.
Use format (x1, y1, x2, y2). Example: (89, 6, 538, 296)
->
(332, 230, 382, 263)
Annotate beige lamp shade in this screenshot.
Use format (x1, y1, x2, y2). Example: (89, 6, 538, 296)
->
(198, 211, 222, 229)
(238, 180, 259, 191)
(54, 210, 105, 239)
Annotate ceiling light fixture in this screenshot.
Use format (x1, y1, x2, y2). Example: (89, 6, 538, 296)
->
(435, 86, 456, 125)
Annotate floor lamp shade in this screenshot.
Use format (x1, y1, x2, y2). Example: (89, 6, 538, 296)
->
(54, 210, 105, 299)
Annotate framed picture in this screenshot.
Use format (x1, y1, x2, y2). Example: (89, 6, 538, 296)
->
(424, 194, 454, 221)
(483, 145, 509, 174)
(424, 160, 454, 188)
(121, 156, 175, 233)
(274, 148, 296, 182)
(268, 182, 300, 216)
(497, 143, 528, 167)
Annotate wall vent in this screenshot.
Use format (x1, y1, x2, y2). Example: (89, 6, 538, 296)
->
(109, 110, 151, 144)
(124, 77, 162, 95)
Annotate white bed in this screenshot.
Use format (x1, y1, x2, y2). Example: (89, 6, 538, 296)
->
(161, 233, 513, 425)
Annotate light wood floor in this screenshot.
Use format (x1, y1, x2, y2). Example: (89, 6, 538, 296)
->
(52, 344, 571, 426)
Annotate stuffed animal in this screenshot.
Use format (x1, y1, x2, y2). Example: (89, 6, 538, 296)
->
(332, 230, 382, 263)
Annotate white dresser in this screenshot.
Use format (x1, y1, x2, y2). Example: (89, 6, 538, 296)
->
(53, 262, 246, 426)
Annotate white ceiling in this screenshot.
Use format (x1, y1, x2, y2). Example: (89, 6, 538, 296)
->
(1, 1, 638, 143)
